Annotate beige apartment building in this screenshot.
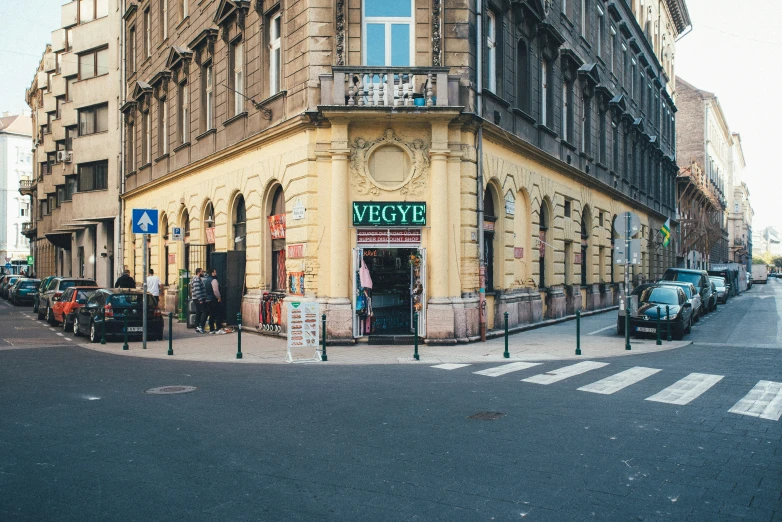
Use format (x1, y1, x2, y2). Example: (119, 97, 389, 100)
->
(24, 0, 121, 286)
(121, 0, 689, 342)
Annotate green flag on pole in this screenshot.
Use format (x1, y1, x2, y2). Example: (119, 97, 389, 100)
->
(661, 218, 671, 248)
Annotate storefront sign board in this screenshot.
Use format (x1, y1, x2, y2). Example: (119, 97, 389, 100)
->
(171, 227, 183, 241)
(27, 256, 34, 266)
(286, 301, 320, 363)
(356, 228, 421, 246)
(292, 199, 306, 220)
(287, 244, 306, 258)
(505, 192, 515, 215)
(352, 202, 426, 227)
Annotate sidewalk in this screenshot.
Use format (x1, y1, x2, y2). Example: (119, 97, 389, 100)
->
(77, 312, 691, 365)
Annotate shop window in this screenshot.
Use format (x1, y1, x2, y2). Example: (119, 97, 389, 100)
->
(269, 187, 286, 292)
(363, 0, 413, 66)
(483, 186, 497, 292)
(539, 201, 549, 288)
(233, 195, 246, 252)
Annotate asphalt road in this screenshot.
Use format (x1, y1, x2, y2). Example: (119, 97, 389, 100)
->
(1, 282, 781, 521)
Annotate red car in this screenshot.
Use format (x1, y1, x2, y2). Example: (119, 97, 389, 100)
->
(51, 286, 98, 331)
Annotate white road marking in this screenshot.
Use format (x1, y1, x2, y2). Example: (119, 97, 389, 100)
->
(473, 362, 542, 377)
(645, 373, 724, 405)
(522, 361, 609, 385)
(56, 333, 64, 337)
(64, 337, 72, 341)
(728, 381, 782, 421)
(578, 367, 662, 395)
(49, 328, 56, 332)
(587, 325, 615, 336)
(431, 363, 471, 370)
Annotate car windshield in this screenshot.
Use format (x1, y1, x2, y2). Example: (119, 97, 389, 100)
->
(711, 279, 726, 288)
(76, 290, 93, 304)
(20, 281, 39, 289)
(641, 287, 679, 305)
(110, 294, 156, 307)
(670, 272, 702, 287)
(61, 280, 96, 290)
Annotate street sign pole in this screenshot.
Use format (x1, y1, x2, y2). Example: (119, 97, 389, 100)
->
(142, 233, 148, 350)
(624, 212, 632, 351)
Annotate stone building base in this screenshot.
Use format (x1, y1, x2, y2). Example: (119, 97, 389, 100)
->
(546, 286, 567, 319)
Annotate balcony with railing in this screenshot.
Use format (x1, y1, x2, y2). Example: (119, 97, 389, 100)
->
(19, 178, 34, 196)
(318, 67, 460, 109)
(21, 221, 36, 238)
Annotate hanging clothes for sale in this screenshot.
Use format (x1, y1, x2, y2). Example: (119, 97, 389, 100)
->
(359, 258, 373, 289)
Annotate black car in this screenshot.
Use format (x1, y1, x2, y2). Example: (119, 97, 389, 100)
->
(0, 275, 21, 299)
(661, 268, 712, 308)
(11, 279, 41, 305)
(628, 285, 693, 341)
(75, 289, 164, 343)
(617, 283, 656, 335)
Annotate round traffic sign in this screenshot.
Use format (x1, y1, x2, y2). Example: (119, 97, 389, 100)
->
(613, 211, 641, 238)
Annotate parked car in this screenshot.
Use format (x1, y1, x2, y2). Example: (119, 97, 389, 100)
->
(661, 268, 712, 308)
(0, 275, 21, 299)
(710, 276, 729, 304)
(32, 276, 57, 313)
(10, 279, 41, 306)
(617, 283, 656, 335)
(752, 265, 768, 284)
(628, 285, 693, 341)
(37, 277, 97, 322)
(75, 289, 164, 343)
(705, 281, 719, 312)
(50, 286, 98, 330)
(659, 281, 703, 320)
(747, 272, 752, 289)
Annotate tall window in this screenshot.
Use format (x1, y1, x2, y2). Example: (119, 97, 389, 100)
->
(581, 0, 589, 38)
(486, 11, 497, 93)
(562, 81, 568, 140)
(362, 0, 414, 66)
(630, 59, 636, 98)
(233, 195, 247, 251)
(612, 122, 619, 171)
(158, 97, 168, 155)
(598, 108, 607, 164)
(582, 94, 592, 154)
(77, 161, 108, 192)
(128, 27, 136, 74)
(161, 0, 168, 40)
(126, 122, 135, 173)
(66, 77, 76, 102)
(596, 6, 603, 56)
(78, 47, 109, 80)
(79, 0, 109, 24)
(144, 9, 151, 58)
(180, 0, 188, 20)
(142, 111, 151, 165)
(179, 82, 188, 143)
(539, 201, 548, 288)
(78, 104, 108, 136)
(65, 176, 77, 200)
(517, 40, 529, 111)
(270, 14, 281, 95)
(562, 0, 567, 16)
(541, 59, 552, 127)
(609, 27, 616, 74)
(231, 41, 244, 115)
(203, 64, 213, 130)
(65, 27, 73, 52)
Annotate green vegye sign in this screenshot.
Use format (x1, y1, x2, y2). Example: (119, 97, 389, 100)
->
(352, 202, 426, 227)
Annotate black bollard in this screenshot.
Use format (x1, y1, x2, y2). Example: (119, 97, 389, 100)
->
(666, 305, 672, 342)
(413, 312, 419, 361)
(321, 313, 328, 362)
(656, 306, 662, 346)
(236, 312, 243, 359)
(122, 311, 129, 350)
(503, 311, 510, 358)
(576, 309, 582, 356)
(168, 312, 174, 355)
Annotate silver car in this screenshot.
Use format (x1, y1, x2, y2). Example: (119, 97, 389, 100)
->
(659, 281, 702, 322)
(710, 276, 728, 304)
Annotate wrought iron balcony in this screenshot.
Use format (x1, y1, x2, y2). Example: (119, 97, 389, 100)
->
(319, 66, 459, 108)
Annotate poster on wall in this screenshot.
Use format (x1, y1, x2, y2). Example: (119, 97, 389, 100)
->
(205, 227, 216, 244)
(288, 272, 305, 296)
(286, 301, 320, 363)
(268, 214, 286, 239)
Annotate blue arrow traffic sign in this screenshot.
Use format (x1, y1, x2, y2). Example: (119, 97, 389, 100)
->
(132, 208, 159, 234)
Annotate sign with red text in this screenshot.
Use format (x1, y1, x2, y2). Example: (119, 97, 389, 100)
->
(356, 228, 421, 247)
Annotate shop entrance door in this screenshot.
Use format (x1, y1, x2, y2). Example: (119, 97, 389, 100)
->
(352, 247, 426, 339)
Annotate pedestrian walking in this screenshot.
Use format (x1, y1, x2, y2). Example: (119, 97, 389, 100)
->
(190, 268, 207, 333)
(204, 269, 222, 333)
(147, 269, 161, 306)
(115, 269, 136, 289)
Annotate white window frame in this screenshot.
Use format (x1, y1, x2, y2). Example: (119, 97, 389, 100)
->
(630, 58, 636, 98)
(269, 14, 281, 95)
(205, 64, 213, 130)
(361, 0, 416, 67)
(610, 27, 617, 74)
(145, 111, 151, 164)
(180, 83, 188, 144)
(160, 97, 168, 155)
(486, 11, 497, 93)
(181, 0, 188, 19)
(233, 41, 245, 113)
(145, 9, 151, 58)
(562, 0, 567, 15)
(162, 0, 168, 40)
(541, 59, 548, 126)
(581, 0, 587, 36)
(596, 5, 603, 56)
(562, 81, 568, 140)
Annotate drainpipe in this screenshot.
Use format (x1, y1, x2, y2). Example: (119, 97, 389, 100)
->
(118, 0, 126, 285)
(475, 0, 486, 341)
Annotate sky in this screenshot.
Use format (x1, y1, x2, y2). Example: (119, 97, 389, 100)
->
(0, 0, 777, 228)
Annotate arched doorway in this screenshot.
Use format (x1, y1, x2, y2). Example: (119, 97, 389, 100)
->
(483, 185, 498, 292)
(269, 186, 286, 292)
(581, 210, 590, 286)
(539, 200, 550, 288)
(203, 201, 215, 271)
(233, 195, 246, 252)
(181, 209, 191, 273)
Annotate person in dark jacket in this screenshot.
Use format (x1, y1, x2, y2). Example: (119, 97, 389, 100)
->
(115, 270, 136, 289)
(203, 269, 222, 333)
(190, 268, 207, 333)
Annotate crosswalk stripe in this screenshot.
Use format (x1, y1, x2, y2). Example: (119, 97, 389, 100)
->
(431, 363, 471, 370)
(728, 381, 782, 421)
(522, 361, 609, 385)
(473, 362, 542, 377)
(645, 373, 724, 405)
(578, 367, 661, 395)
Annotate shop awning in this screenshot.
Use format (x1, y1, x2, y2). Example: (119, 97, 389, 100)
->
(45, 232, 73, 249)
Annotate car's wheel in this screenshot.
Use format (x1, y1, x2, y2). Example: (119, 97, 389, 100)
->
(693, 308, 700, 323)
(37, 303, 45, 320)
(62, 316, 71, 332)
(73, 317, 81, 337)
(46, 307, 55, 325)
(89, 322, 99, 343)
(685, 315, 692, 335)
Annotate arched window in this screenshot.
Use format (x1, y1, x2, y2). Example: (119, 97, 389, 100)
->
(539, 201, 549, 288)
(182, 209, 190, 273)
(233, 195, 246, 252)
(203, 201, 215, 271)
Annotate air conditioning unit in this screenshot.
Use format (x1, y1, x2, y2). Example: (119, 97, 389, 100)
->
(64, 151, 73, 163)
(56, 150, 66, 162)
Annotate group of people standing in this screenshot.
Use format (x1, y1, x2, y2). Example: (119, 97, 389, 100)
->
(114, 269, 161, 306)
(190, 268, 222, 334)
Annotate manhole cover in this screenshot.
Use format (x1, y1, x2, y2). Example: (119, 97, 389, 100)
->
(145, 386, 197, 395)
(467, 411, 504, 421)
